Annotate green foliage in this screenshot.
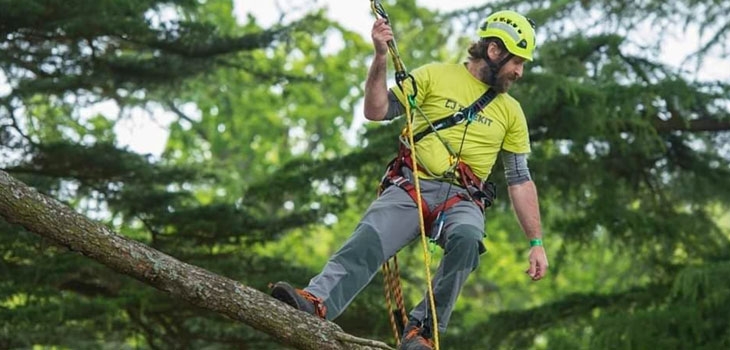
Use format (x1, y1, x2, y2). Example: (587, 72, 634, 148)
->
(588, 262, 730, 349)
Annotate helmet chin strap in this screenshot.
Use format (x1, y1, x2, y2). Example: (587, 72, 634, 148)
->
(484, 53, 513, 87)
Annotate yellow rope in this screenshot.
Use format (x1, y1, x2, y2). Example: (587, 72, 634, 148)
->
(403, 88, 440, 349)
(370, 1, 439, 347)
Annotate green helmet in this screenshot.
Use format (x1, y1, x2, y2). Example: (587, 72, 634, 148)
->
(476, 10, 536, 61)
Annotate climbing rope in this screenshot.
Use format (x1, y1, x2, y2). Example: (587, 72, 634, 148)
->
(370, 1, 440, 348)
(403, 81, 441, 350)
(382, 257, 408, 346)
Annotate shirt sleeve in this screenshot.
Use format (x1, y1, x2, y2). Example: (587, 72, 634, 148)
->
(501, 150, 532, 185)
(382, 91, 405, 120)
(502, 103, 531, 154)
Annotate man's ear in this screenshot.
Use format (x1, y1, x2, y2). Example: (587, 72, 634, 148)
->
(486, 41, 505, 61)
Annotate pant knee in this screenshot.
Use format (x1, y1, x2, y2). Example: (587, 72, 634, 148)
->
(445, 225, 484, 269)
(448, 225, 484, 247)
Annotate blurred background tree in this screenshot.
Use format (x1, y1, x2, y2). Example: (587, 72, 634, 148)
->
(1, 0, 728, 349)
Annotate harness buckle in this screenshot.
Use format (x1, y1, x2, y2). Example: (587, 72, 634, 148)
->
(467, 181, 497, 209)
(452, 111, 466, 125)
(391, 176, 408, 187)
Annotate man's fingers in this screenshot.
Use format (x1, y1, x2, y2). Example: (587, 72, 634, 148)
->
(526, 253, 549, 281)
(533, 260, 548, 280)
(375, 27, 393, 39)
(526, 247, 550, 281)
(371, 19, 393, 55)
(526, 258, 537, 278)
(372, 23, 393, 41)
(373, 19, 391, 32)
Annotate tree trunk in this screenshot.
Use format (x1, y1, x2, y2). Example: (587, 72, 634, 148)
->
(0, 170, 392, 350)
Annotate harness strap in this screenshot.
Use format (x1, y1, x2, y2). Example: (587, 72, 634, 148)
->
(413, 88, 498, 143)
(392, 175, 431, 225)
(379, 144, 496, 237)
(387, 176, 462, 236)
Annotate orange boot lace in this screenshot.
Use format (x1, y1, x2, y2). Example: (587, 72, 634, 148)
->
(297, 289, 327, 319)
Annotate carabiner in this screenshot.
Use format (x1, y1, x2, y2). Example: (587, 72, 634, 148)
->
(370, 0, 390, 23)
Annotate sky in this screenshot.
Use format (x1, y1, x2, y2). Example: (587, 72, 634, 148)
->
(234, 0, 486, 34)
(109, 0, 727, 155)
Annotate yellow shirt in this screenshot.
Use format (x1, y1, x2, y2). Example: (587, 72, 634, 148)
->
(391, 62, 531, 181)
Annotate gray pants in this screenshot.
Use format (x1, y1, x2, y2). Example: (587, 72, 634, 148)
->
(304, 175, 486, 333)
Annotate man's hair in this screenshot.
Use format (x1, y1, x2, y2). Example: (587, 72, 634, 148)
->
(467, 38, 507, 61)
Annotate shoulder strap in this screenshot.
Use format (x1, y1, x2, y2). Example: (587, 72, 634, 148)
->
(413, 88, 498, 143)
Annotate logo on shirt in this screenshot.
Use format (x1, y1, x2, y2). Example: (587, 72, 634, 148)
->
(445, 99, 458, 110)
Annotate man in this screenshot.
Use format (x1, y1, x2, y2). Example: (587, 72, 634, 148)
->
(271, 10, 549, 350)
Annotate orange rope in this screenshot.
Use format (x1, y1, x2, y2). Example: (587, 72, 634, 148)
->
(382, 262, 401, 346)
(391, 256, 409, 329)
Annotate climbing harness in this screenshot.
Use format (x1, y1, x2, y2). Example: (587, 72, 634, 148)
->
(381, 86, 500, 228)
(370, 2, 499, 348)
(378, 141, 497, 237)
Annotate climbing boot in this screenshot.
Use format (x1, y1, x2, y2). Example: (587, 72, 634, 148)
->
(270, 281, 327, 319)
(399, 325, 434, 350)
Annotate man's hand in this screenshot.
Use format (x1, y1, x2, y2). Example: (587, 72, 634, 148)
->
(526, 246, 548, 281)
(371, 18, 393, 56)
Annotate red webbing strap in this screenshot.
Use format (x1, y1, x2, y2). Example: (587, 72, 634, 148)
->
(395, 179, 432, 230)
(380, 143, 488, 233)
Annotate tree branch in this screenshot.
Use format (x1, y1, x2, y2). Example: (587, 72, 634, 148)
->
(652, 116, 730, 133)
(166, 101, 208, 141)
(0, 170, 393, 350)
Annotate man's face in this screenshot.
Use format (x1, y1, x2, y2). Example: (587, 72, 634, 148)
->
(499, 56, 525, 91)
(480, 48, 526, 93)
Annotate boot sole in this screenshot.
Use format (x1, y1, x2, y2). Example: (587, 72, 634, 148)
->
(270, 282, 302, 310)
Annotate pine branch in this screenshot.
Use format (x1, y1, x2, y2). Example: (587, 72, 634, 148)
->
(652, 115, 730, 133)
(479, 283, 671, 348)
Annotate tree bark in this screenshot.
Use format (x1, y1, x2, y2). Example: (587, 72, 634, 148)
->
(0, 170, 393, 350)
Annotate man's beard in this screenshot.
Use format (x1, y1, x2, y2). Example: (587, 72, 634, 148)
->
(479, 65, 515, 93)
